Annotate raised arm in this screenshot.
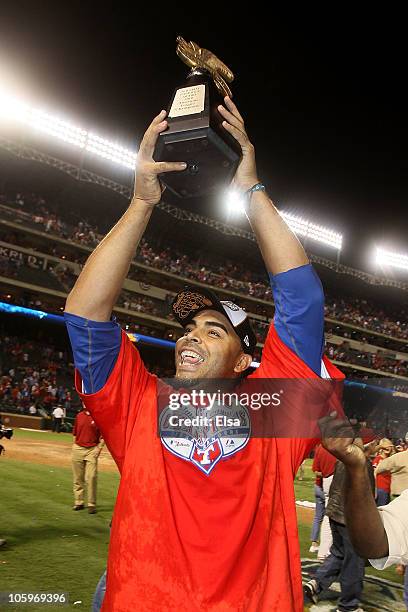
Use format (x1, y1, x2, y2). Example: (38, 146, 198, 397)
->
(374, 454, 395, 475)
(220, 98, 324, 375)
(65, 111, 187, 321)
(320, 414, 389, 559)
(219, 97, 308, 275)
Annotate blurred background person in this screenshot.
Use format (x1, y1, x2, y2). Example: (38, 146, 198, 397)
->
(72, 403, 105, 513)
(310, 442, 337, 554)
(375, 442, 408, 499)
(320, 416, 408, 611)
(304, 443, 375, 612)
(372, 438, 394, 506)
(52, 403, 65, 433)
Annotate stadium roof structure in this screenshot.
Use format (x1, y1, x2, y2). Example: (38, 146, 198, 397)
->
(1, 139, 408, 304)
(1, 90, 408, 297)
(0, 90, 343, 251)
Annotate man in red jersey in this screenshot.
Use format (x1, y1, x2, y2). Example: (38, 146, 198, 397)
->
(65, 97, 343, 611)
(72, 403, 105, 513)
(372, 438, 394, 506)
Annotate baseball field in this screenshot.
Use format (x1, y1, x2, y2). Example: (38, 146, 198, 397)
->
(1, 429, 405, 611)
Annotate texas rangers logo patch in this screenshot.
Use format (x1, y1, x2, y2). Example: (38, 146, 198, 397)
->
(159, 402, 251, 475)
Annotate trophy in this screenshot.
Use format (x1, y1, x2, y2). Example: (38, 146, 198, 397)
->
(154, 37, 241, 198)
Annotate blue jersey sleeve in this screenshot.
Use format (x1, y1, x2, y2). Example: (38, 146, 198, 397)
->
(64, 311, 122, 394)
(269, 264, 325, 376)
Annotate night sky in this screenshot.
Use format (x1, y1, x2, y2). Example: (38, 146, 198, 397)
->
(0, 5, 407, 270)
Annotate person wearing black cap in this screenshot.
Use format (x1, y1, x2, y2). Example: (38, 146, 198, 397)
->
(64, 97, 343, 612)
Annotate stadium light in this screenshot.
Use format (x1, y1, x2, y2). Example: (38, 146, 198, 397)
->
(223, 188, 342, 250)
(226, 188, 245, 216)
(87, 133, 137, 168)
(281, 211, 343, 251)
(31, 108, 87, 148)
(0, 87, 137, 169)
(0, 91, 29, 122)
(376, 247, 408, 271)
(0, 86, 344, 247)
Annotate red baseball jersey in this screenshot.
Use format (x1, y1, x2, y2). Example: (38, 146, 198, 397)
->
(313, 443, 337, 476)
(76, 324, 343, 611)
(372, 454, 392, 492)
(73, 410, 101, 447)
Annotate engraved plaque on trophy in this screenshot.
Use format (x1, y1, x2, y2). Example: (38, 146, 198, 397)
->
(153, 37, 241, 198)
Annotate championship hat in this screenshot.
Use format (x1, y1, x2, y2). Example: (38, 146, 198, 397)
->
(171, 285, 257, 356)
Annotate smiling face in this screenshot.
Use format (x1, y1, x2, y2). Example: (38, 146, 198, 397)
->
(175, 309, 252, 379)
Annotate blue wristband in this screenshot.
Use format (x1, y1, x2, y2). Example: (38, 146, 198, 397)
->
(243, 183, 266, 215)
(245, 182, 266, 199)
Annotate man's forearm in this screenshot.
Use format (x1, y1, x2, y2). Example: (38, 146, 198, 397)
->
(65, 198, 153, 321)
(374, 457, 393, 475)
(246, 191, 309, 275)
(344, 463, 389, 558)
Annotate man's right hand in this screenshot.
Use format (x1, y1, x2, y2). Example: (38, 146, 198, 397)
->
(319, 412, 366, 469)
(132, 110, 187, 206)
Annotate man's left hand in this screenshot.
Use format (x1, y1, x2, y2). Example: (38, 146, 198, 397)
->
(319, 412, 366, 469)
(218, 97, 260, 192)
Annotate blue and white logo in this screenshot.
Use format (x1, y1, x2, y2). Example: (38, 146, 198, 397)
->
(160, 402, 251, 475)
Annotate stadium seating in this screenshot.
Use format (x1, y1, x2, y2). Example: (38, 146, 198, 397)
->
(1, 189, 408, 392)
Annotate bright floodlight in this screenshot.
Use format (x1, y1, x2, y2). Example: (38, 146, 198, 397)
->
(0, 87, 137, 169)
(87, 133, 137, 168)
(281, 211, 342, 250)
(376, 247, 408, 271)
(226, 189, 246, 216)
(0, 91, 29, 123)
(223, 190, 342, 250)
(31, 108, 87, 148)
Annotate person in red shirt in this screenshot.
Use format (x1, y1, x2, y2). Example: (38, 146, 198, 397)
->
(72, 403, 104, 513)
(64, 98, 344, 611)
(372, 438, 395, 506)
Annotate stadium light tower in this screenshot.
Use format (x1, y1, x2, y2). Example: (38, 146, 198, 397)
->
(224, 187, 343, 255)
(226, 188, 245, 218)
(376, 247, 408, 272)
(0, 87, 137, 169)
(0, 84, 341, 261)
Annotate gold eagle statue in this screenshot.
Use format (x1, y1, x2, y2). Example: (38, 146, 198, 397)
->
(176, 36, 234, 99)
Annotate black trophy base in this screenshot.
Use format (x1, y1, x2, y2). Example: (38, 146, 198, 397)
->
(153, 71, 241, 198)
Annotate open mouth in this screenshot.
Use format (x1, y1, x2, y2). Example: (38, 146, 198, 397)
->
(178, 349, 205, 367)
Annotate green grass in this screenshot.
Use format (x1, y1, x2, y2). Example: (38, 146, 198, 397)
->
(1, 447, 403, 611)
(294, 460, 316, 502)
(9, 428, 73, 444)
(1, 458, 119, 612)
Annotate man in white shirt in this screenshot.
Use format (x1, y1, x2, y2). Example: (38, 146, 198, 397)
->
(52, 405, 65, 433)
(375, 448, 408, 497)
(367, 490, 408, 569)
(319, 414, 408, 610)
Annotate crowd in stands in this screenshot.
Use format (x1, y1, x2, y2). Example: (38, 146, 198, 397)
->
(2, 190, 408, 379)
(135, 240, 272, 301)
(327, 342, 408, 376)
(118, 290, 163, 317)
(0, 251, 22, 278)
(0, 334, 75, 416)
(325, 298, 408, 341)
(3, 288, 408, 379)
(2, 190, 408, 343)
(48, 262, 78, 292)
